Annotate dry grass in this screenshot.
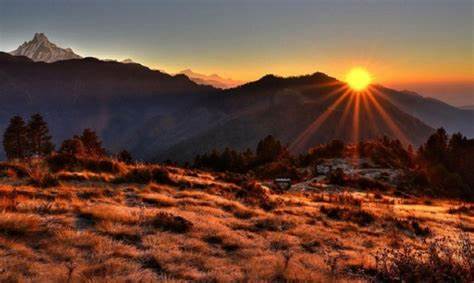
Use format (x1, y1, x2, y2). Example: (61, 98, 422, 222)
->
(0, 161, 471, 282)
(0, 212, 45, 236)
(374, 234, 473, 282)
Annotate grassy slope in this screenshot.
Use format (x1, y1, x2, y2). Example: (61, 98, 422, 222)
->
(0, 165, 472, 282)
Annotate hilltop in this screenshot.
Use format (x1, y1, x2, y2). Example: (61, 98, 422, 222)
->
(0, 118, 472, 281)
(0, 156, 472, 281)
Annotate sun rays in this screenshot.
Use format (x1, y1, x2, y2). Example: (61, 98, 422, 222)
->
(366, 88, 410, 145)
(289, 72, 410, 155)
(289, 85, 352, 153)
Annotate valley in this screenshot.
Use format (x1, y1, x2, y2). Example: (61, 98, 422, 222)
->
(1, 51, 472, 162)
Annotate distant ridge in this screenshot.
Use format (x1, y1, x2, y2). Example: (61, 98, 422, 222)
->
(460, 105, 474, 110)
(0, 51, 471, 162)
(0, 51, 217, 160)
(10, 33, 82, 63)
(179, 69, 243, 89)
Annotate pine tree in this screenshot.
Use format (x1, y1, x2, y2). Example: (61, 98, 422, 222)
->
(418, 128, 448, 164)
(117, 150, 133, 164)
(26, 113, 54, 157)
(256, 135, 283, 164)
(3, 116, 28, 160)
(80, 129, 105, 158)
(59, 138, 85, 156)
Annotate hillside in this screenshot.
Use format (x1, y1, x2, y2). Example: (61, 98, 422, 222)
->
(376, 87, 474, 137)
(152, 73, 434, 161)
(2, 52, 471, 162)
(0, 52, 216, 156)
(0, 160, 471, 281)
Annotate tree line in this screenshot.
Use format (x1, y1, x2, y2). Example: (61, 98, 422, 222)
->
(415, 128, 473, 198)
(2, 114, 131, 162)
(194, 135, 289, 173)
(193, 135, 415, 175)
(193, 131, 473, 199)
(2, 114, 472, 199)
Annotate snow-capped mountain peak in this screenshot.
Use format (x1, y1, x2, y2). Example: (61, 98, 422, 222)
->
(10, 33, 82, 63)
(33, 32, 48, 42)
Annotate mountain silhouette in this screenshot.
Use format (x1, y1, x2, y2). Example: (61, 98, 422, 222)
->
(150, 73, 437, 161)
(0, 52, 471, 161)
(0, 52, 216, 157)
(179, 69, 243, 89)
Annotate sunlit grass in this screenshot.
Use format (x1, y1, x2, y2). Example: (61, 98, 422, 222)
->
(0, 161, 470, 281)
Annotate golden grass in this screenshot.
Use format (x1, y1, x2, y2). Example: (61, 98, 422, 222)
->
(0, 212, 45, 236)
(0, 162, 471, 282)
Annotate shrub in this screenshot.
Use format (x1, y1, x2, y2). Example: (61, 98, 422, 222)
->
(320, 206, 375, 226)
(117, 150, 133, 164)
(390, 218, 431, 237)
(0, 162, 29, 178)
(55, 172, 108, 183)
(255, 160, 300, 180)
(83, 158, 124, 174)
(114, 167, 153, 183)
(29, 173, 60, 188)
(25, 164, 60, 188)
(46, 154, 124, 174)
(236, 181, 278, 210)
(151, 167, 174, 184)
(355, 137, 414, 168)
(303, 140, 346, 165)
(59, 137, 85, 156)
(253, 217, 295, 232)
(448, 204, 474, 216)
(374, 235, 473, 282)
(46, 153, 80, 172)
(218, 172, 249, 186)
(113, 167, 174, 185)
(327, 168, 345, 186)
(150, 212, 193, 233)
(347, 176, 387, 190)
(327, 192, 362, 207)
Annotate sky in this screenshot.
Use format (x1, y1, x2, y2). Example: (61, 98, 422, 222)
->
(0, 0, 472, 106)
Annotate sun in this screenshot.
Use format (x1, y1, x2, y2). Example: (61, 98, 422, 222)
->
(346, 67, 372, 91)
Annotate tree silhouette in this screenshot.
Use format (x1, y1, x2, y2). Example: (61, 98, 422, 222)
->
(117, 150, 133, 164)
(256, 135, 284, 164)
(26, 113, 54, 157)
(415, 128, 473, 199)
(3, 116, 28, 160)
(80, 129, 105, 158)
(418, 128, 448, 164)
(59, 138, 85, 156)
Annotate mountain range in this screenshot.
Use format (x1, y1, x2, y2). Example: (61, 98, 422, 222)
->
(9, 33, 82, 63)
(8, 33, 241, 89)
(460, 105, 474, 110)
(1, 35, 473, 161)
(178, 69, 244, 89)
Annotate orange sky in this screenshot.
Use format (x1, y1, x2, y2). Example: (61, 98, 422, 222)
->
(2, 1, 472, 105)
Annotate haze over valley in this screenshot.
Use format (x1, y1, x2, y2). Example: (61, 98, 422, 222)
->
(1, 33, 472, 161)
